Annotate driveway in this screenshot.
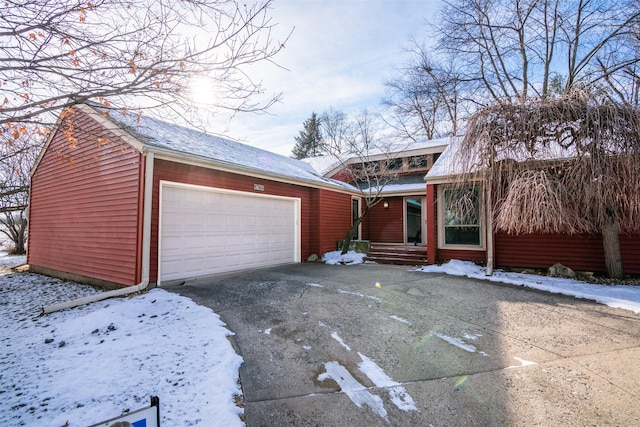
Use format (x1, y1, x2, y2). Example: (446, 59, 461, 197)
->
(164, 263, 640, 426)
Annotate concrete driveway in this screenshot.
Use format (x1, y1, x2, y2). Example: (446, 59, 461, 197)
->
(164, 263, 640, 426)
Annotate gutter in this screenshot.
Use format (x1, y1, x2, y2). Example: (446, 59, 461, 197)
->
(42, 152, 155, 314)
(148, 146, 358, 195)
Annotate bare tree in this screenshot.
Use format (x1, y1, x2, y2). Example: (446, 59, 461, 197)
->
(452, 91, 640, 278)
(436, 0, 640, 102)
(384, 41, 463, 140)
(0, 130, 43, 253)
(319, 108, 349, 154)
(0, 0, 287, 134)
(320, 110, 410, 254)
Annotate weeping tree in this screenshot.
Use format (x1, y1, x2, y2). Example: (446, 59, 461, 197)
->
(452, 92, 640, 278)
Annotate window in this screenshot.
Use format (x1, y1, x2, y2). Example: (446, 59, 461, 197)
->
(386, 158, 403, 172)
(408, 155, 428, 170)
(440, 187, 482, 247)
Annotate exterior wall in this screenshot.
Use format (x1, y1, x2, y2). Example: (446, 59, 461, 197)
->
(426, 184, 640, 274)
(496, 233, 640, 274)
(363, 197, 404, 243)
(28, 107, 143, 286)
(316, 189, 353, 254)
(621, 235, 640, 274)
(438, 248, 486, 264)
(150, 160, 349, 281)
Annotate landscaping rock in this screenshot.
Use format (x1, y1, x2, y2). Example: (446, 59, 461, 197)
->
(548, 263, 576, 278)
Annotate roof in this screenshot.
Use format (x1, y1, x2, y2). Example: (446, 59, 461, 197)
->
(424, 134, 591, 183)
(303, 137, 451, 177)
(425, 136, 467, 183)
(88, 104, 354, 191)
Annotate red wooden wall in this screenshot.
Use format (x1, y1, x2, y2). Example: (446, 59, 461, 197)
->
(316, 189, 353, 254)
(363, 197, 404, 243)
(496, 233, 640, 274)
(426, 183, 640, 274)
(28, 107, 143, 286)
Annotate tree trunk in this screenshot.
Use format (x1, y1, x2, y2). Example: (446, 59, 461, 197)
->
(602, 220, 624, 279)
(340, 227, 357, 254)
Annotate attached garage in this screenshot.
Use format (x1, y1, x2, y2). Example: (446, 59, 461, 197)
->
(28, 103, 355, 289)
(159, 182, 300, 283)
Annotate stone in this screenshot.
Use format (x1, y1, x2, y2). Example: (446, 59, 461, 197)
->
(307, 254, 319, 262)
(548, 263, 576, 278)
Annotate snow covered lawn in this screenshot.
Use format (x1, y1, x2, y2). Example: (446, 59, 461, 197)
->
(418, 260, 640, 315)
(0, 255, 244, 427)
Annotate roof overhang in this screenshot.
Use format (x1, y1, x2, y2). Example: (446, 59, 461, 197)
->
(148, 146, 359, 195)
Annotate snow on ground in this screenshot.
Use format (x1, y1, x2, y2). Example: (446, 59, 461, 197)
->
(418, 260, 640, 315)
(322, 250, 366, 265)
(4, 248, 639, 426)
(0, 255, 243, 427)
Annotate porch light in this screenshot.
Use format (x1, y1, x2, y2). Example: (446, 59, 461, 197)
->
(383, 201, 389, 208)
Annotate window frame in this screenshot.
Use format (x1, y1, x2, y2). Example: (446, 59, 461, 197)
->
(437, 185, 485, 250)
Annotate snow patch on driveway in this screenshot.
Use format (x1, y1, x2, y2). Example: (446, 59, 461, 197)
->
(357, 353, 417, 412)
(318, 361, 388, 420)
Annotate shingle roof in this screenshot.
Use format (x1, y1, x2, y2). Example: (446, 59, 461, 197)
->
(93, 105, 353, 190)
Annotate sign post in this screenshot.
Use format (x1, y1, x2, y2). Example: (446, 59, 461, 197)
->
(87, 396, 160, 427)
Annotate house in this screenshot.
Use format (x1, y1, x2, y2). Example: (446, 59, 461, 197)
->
(424, 141, 640, 275)
(304, 139, 448, 264)
(27, 103, 358, 288)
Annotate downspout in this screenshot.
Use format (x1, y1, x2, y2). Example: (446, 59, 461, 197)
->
(42, 152, 154, 314)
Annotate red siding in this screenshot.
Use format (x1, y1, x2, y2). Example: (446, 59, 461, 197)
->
(496, 233, 640, 274)
(28, 108, 143, 286)
(621, 235, 640, 274)
(317, 189, 352, 254)
(438, 249, 486, 264)
(149, 160, 349, 281)
(363, 197, 404, 243)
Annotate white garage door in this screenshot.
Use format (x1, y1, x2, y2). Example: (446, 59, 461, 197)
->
(159, 182, 300, 284)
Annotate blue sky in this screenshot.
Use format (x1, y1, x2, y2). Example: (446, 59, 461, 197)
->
(218, 0, 441, 156)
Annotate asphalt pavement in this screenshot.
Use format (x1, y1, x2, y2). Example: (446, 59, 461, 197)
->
(164, 262, 640, 426)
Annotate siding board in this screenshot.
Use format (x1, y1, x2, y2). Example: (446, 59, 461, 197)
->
(495, 233, 640, 274)
(364, 197, 404, 243)
(317, 190, 352, 254)
(28, 108, 142, 286)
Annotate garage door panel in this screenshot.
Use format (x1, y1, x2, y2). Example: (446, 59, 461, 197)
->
(160, 183, 299, 283)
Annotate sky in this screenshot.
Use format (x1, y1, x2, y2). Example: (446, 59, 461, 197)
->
(213, 0, 442, 156)
(2, 252, 639, 425)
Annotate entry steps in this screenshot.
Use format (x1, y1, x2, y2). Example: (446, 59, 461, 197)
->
(364, 244, 428, 266)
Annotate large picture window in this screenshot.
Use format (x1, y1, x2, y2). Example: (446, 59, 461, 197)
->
(440, 187, 482, 247)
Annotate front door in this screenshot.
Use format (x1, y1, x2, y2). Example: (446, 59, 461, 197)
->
(405, 197, 424, 245)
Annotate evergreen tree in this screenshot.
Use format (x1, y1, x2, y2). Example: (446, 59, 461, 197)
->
(291, 112, 323, 159)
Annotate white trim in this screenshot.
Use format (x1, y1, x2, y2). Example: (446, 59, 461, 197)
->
(437, 185, 485, 251)
(151, 149, 357, 195)
(157, 180, 301, 285)
(141, 152, 154, 282)
(76, 103, 145, 152)
(351, 196, 362, 240)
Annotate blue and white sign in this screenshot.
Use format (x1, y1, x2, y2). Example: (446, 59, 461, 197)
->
(88, 396, 159, 427)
